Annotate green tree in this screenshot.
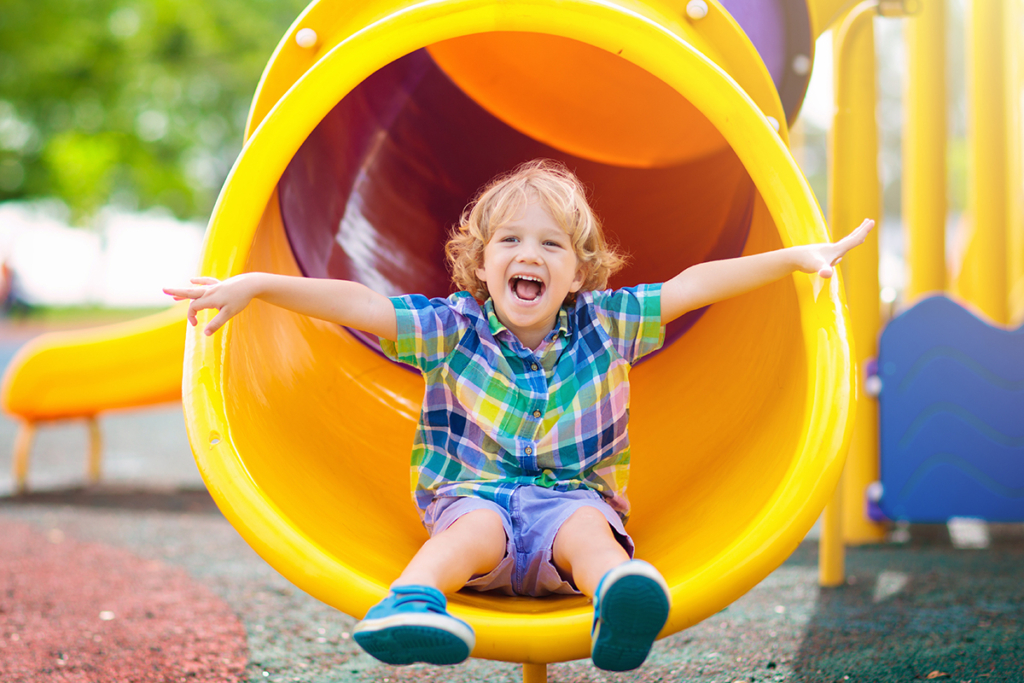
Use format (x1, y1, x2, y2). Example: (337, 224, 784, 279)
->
(0, 0, 307, 222)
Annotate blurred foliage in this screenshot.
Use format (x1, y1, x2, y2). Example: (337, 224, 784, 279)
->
(0, 0, 308, 223)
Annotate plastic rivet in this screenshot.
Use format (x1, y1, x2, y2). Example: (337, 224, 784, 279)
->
(866, 481, 883, 503)
(295, 28, 318, 49)
(685, 0, 709, 20)
(766, 116, 781, 132)
(792, 54, 812, 76)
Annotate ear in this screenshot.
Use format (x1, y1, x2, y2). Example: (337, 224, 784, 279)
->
(569, 263, 586, 293)
(475, 267, 487, 284)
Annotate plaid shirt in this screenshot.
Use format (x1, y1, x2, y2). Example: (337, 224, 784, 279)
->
(381, 285, 664, 521)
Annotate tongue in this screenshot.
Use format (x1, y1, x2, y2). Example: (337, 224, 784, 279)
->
(514, 279, 542, 301)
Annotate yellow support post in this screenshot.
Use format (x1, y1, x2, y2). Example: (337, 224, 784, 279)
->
(959, 0, 1010, 324)
(828, 1, 887, 552)
(12, 420, 36, 495)
(86, 416, 103, 486)
(1008, 0, 1024, 324)
(904, 0, 948, 301)
(522, 663, 547, 683)
(819, 471, 846, 586)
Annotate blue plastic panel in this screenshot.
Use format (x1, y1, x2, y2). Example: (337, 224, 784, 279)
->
(878, 296, 1024, 522)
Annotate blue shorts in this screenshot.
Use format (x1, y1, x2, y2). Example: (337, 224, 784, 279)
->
(422, 486, 634, 597)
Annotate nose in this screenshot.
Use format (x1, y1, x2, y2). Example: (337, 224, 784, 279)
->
(514, 238, 542, 263)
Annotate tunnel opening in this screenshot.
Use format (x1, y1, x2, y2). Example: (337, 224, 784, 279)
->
(213, 19, 825, 647)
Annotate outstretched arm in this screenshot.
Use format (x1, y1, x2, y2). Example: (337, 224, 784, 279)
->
(661, 218, 874, 324)
(164, 272, 398, 340)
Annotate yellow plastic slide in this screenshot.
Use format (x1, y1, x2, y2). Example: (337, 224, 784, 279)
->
(2, 306, 186, 421)
(4, 0, 858, 666)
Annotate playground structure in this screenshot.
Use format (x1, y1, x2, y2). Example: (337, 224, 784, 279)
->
(2, 0, 1023, 679)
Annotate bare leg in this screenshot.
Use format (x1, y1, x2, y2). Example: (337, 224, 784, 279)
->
(552, 506, 630, 597)
(392, 508, 507, 595)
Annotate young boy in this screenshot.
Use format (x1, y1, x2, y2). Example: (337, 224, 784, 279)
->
(166, 160, 872, 672)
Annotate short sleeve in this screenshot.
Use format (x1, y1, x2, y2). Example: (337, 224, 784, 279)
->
(380, 294, 470, 373)
(588, 284, 665, 364)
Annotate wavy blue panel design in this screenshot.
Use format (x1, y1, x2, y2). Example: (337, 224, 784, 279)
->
(878, 296, 1024, 522)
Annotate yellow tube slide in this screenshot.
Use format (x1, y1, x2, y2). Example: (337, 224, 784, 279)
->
(179, 0, 854, 664)
(1, 305, 186, 420)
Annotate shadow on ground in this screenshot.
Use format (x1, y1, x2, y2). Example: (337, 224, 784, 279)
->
(0, 485, 219, 514)
(788, 527, 1024, 683)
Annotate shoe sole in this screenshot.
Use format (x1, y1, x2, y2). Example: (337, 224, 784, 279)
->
(353, 613, 474, 666)
(591, 564, 670, 672)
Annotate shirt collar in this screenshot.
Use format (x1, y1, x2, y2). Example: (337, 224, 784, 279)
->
(483, 298, 572, 345)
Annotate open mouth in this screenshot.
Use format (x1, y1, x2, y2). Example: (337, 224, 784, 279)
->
(510, 275, 545, 302)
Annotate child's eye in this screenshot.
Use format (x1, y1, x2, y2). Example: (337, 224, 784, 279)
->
(501, 236, 519, 243)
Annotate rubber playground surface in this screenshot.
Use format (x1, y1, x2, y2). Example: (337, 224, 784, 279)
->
(2, 482, 1023, 681)
(0, 331, 1023, 683)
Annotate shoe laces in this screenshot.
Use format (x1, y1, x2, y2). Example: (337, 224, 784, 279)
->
(390, 585, 447, 614)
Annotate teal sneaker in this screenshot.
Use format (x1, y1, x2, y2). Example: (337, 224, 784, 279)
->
(353, 585, 475, 666)
(591, 560, 670, 671)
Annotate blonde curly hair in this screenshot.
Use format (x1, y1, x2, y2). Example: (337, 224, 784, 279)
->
(446, 159, 626, 302)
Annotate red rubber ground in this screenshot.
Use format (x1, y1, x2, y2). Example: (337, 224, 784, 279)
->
(0, 519, 248, 682)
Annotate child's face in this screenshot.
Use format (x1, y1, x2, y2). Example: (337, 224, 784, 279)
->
(475, 198, 584, 349)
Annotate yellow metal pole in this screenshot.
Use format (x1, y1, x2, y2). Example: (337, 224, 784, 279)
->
(819, 471, 845, 586)
(829, 1, 886, 550)
(960, 0, 1009, 324)
(523, 662, 547, 683)
(13, 421, 36, 495)
(86, 416, 103, 485)
(904, 0, 948, 301)
(1007, 0, 1024, 324)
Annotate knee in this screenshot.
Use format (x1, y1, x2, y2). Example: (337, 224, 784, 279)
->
(453, 508, 506, 540)
(564, 505, 612, 533)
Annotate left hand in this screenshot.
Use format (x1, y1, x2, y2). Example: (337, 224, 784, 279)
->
(795, 218, 875, 278)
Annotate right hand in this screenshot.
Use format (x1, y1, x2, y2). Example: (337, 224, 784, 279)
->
(163, 275, 256, 336)
(790, 218, 875, 278)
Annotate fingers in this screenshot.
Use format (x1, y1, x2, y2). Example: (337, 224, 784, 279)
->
(844, 219, 875, 246)
(830, 218, 876, 263)
(167, 276, 241, 334)
(187, 299, 201, 327)
(186, 298, 226, 331)
(163, 286, 203, 300)
(204, 308, 233, 336)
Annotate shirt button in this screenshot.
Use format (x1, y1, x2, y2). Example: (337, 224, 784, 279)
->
(532, 409, 542, 418)
(530, 363, 538, 371)
(525, 446, 533, 455)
